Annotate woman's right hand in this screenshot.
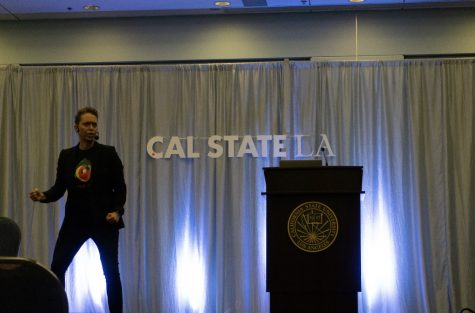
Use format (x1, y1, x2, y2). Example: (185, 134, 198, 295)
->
(29, 188, 46, 202)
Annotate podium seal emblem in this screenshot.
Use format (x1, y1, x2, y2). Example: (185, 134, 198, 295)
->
(287, 201, 338, 252)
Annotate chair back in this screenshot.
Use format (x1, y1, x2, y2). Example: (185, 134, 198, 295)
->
(0, 217, 21, 256)
(0, 257, 69, 313)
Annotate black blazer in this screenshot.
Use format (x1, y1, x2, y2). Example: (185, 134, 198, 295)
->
(42, 143, 126, 229)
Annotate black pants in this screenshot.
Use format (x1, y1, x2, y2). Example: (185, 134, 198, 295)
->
(51, 221, 123, 313)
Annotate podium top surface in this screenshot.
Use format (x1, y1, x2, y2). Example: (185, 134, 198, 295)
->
(263, 166, 363, 194)
(279, 159, 323, 168)
(264, 165, 362, 170)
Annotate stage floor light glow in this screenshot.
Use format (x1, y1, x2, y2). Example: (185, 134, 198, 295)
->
(362, 200, 397, 309)
(66, 239, 107, 313)
(176, 229, 206, 312)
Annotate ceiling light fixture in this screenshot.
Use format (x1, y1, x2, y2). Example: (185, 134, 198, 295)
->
(214, 1, 231, 7)
(349, 0, 365, 2)
(83, 4, 101, 11)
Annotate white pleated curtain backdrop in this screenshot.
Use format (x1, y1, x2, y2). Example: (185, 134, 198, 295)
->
(0, 59, 473, 313)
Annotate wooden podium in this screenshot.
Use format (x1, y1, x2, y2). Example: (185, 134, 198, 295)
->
(263, 165, 363, 313)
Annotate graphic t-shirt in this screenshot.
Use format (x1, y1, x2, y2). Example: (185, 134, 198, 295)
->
(75, 158, 92, 184)
(72, 151, 95, 221)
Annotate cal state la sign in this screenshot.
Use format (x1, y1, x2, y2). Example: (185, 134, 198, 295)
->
(146, 134, 335, 159)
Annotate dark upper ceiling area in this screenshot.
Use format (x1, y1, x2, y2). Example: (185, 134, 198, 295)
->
(1, 0, 475, 21)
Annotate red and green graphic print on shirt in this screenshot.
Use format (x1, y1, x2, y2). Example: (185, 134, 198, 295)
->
(75, 158, 92, 182)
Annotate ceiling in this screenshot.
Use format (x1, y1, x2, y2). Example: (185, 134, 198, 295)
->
(1, 0, 475, 21)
